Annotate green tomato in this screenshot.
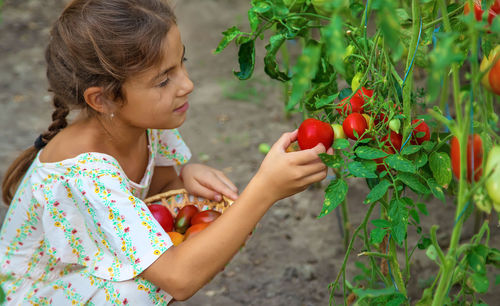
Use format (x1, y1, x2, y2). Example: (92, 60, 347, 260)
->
(351, 72, 363, 92)
(389, 119, 401, 133)
(331, 123, 345, 140)
(258, 143, 271, 154)
(343, 45, 355, 61)
(283, 0, 305, 11)
(311, 0, 333, 16)
(485, 145, 500, 210)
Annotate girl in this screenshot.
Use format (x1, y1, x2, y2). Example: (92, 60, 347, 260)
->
(0, 0, 331, 304)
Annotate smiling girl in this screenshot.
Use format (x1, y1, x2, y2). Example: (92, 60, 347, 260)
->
(0, 0, 330, 304)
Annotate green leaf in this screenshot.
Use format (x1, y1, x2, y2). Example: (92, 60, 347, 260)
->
(415, 152, 428, 169)
(374, 0, 403, 61)
(333, 138, 350, 150)
(422, 141, 435, 152)
(321, 15, 346, 75)
(215, 26, 241, 54)
(389, 198, 408, 246)
(417, 203, 428, 216)
(468, 252, 486, 275)
(315, 93, 339, 108)
(371, 219, 391, 228)
(400, 145, 421, 155)
(233, 40, 255, 80)
(469, 273, 489, 293)
(248, 9, 260, 32)
(348, 161, 378, 178)
(429, 152, 452, 188)
(319, 153, 344, 168)
(287, 42, 321, 111)
(355, 146, 388, 160)
(496, 274, 500, 285)
(426, 245, 438, 262)
(397, 172, 430, 195)
(370, 227, 388, 244)
(426, 178, 445, 202)
(385, 155, 416, 173)
(317, 179, 348, 218)
(365, 180, 391, 204)
(353, 287, 404, 303)
(264, 33, 291, 81)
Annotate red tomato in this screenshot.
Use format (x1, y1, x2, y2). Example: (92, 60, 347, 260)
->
(373, 112, 388, 126)
(184, 222, 210, 240)
(450, 134, 484, 182)
(353, 87, 374, 100)
(297, 118, 334, 150)
(148, 204, 174, 232)
(191, 210, 221, 225)
(489, 54, 500, 95)
(464, 0, 500, 24)
(342, 113, 368, 140)
(337, 95, 366, 115)
(375, 155, 391, 173)
(381, 131, 403, 152)
(174, 204, 199, 234)
(411, 119, 431, 144)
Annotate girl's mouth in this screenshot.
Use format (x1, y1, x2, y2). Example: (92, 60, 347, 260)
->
(174, 102, 189, 113)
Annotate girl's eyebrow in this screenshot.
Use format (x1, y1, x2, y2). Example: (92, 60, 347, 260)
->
(151, 45, 186, 83)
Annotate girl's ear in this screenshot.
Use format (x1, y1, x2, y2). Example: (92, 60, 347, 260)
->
(84, 87, 112, 115)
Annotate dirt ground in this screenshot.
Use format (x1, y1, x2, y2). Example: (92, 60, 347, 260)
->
(0, 0, 499, 305)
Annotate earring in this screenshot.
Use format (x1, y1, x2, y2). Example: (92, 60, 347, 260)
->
(110, 113, 115, 118)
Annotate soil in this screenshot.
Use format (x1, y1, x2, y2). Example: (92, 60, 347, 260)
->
(0, 1, 499, 305)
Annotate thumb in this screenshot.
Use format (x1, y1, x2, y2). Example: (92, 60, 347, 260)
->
(311, 142, 326, 154)
(274, 129, 298, 151)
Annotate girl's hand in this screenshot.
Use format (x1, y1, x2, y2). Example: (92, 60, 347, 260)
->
(180, 163, 239, 201)
(254, 130, 333, 202)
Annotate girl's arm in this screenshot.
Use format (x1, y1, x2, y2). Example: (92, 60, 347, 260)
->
(141, 130, 330, 301)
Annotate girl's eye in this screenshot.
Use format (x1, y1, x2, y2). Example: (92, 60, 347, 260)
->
(182, 57, 188, 63)
(158, 78, 169, 87)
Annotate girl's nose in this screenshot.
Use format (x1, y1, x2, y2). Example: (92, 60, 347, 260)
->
(178, 70, 194, 96)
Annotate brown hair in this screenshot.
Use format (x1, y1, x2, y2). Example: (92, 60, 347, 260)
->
(2, 0, 176, 204)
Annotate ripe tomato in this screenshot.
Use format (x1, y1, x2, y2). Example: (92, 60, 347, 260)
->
(343, 113, 368, 140)
(382, 131, 403, 152)
(464, 0, 500, 24)
(331, 123, 345, 140)
(337, 95, 366, 116)
(450, 134, 484, 182)
(488, 52, 500, 96)
(148, 204, 174, 232)
(191, 209, 221, 225)
(485, 146, 500, 207)
(411, 119, 431, 144)
(184, 222, 210, 240)
(353, 87, 374, 100)
(297, 118, 334, 150)
(174, 204, 199, 234)
(167, 231, 185, 246)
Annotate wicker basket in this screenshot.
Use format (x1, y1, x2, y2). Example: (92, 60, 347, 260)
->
(143, 188, 234, 217)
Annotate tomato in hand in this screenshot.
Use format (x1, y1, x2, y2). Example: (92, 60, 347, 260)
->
(148, 204, 174, 232)
(411, 119, 431, 144)
(297, 118, 334, 150)
(174, 204, 199, 234)
(184, 222, 211, 240)
(337, 95, 365, 115)
(191, 209, 221, 225)
(450, 134, 484, 182)
(343, 113, 368, 140)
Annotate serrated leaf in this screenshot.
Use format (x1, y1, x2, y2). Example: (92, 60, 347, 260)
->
(215, 26, 241, 54)
(397, 172, 430, 194)
(233, 40, 255, 80)
(427, 178, 445, 202)
(400, 145, 421, 155)
(370, 227, 388, 244)
(365, 180, 391, 204)
(348, 161, 378, 178)
(264, 33, 291, 81)
(371, 219, 391, 228)
(429, 152, 452, 187)
(355, 146, 388, 160)
(388, 198, 408, 246)
(385, 155, 416, 173)
(317, 179, 348, 218)
(319, 153, 344, 168)
(333, 138, 350, 149)
(315, 93, 339, 108)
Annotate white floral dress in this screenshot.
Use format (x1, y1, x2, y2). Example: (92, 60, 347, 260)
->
(0, 129, 191, 305)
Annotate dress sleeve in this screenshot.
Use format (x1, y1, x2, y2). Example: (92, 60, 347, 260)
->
(39, 158, 173, 281)
(153, 129, 191, 167)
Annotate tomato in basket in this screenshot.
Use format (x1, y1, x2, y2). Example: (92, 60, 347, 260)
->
(191, 210, 221, 225)
(174, 204, 199, 234)
(167, 232, 184, 246)
(148, 204, 174, 232)
(184, 222, 211, 240)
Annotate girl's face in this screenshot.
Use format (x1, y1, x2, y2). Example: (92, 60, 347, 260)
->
(117, 25, 194, 130)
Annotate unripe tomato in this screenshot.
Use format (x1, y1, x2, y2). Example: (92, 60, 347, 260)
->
(485, 145, 500, 207)
(337, 95, 365, 116)
(343, 113, 368, 140)
(389, 119, 401, 133)
(191, 209, 221, 225)
(174, 204, 199, 234)
(311, 0, 333, 16)
(351, 72, 363, 92)
(184, 222, 210, 240)
(331, 123, 345, 140)
(297, 118, 334, 150)
(148, 204, 174, 232)
(362, 114, 374, 130)
(450, 134, 484, 183)
(167, 231, 185, 246)
(411, 119, 431, 144)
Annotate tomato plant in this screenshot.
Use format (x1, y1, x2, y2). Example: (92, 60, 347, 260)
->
(297, 118, 334, 149)
(217, 0, 500, 304)
(148, 204, 174, 233)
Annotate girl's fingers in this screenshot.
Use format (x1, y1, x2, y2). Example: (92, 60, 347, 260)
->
(198, 174, 238, 201)
(191, 181, 223, 202)
(214, 171, 238, 193)
(287, 143, 326, 165)
(274, 130, 298, 151)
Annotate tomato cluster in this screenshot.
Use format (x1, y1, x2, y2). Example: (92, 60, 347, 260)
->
(464, 0, 500, 25)
(148, 204, 221, 246)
